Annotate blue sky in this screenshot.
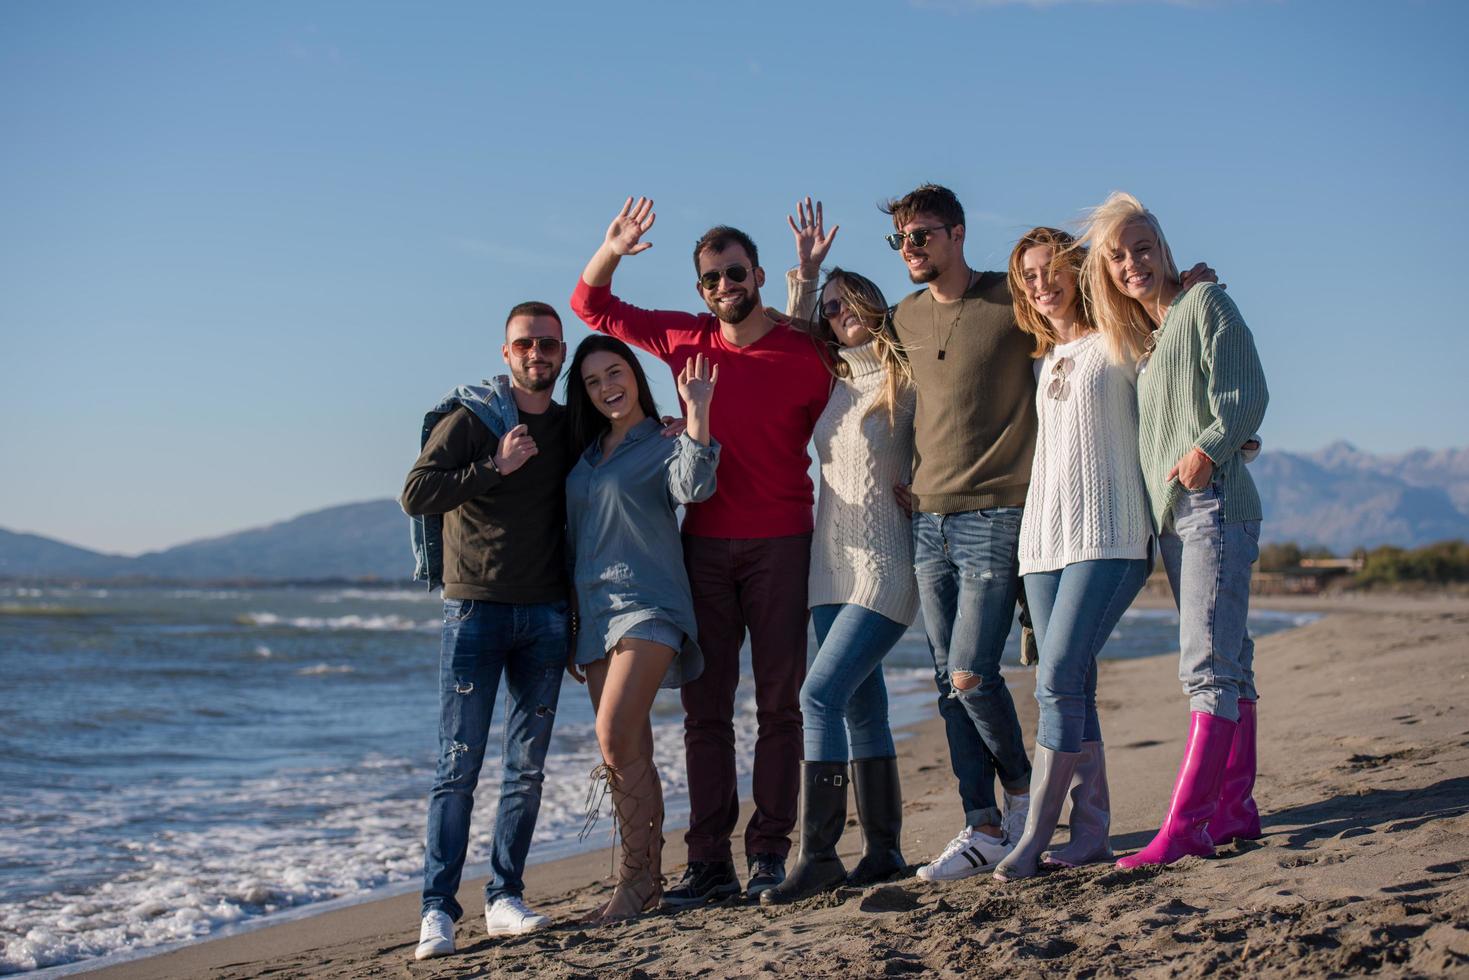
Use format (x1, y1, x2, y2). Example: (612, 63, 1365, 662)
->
(2, 0, 1465, 554)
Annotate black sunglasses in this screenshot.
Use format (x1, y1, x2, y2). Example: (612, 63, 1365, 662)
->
(508, 336, 563, 356)
(820, 298, 845, 321)
(885, 225, 951, 251)
(698, 264, 751, 291)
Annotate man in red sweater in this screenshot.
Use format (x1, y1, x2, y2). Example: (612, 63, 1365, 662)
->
(571, 197, 831, 905)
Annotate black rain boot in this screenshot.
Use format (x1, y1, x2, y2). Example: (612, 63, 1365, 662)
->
(847, 756, 907, 886)
(760, 762, 848, 905)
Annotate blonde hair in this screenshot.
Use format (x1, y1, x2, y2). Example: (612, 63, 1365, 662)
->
(1078, 191, 1180, 366)
(1007, 227, 1092, 360)
(814, 268, 913, 423)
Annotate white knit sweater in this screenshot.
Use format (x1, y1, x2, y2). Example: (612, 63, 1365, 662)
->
(808, 342, 920, 626)
(1018, 332, 1152, 576)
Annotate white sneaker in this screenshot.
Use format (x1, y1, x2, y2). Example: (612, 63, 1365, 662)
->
(1002, 789, 1031, 844)
(485, 895, 551, 936)
(415, 910, 455, 960)
(916, 827, 1013, 881)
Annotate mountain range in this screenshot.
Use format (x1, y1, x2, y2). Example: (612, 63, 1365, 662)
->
(4, 443, 1468, 583)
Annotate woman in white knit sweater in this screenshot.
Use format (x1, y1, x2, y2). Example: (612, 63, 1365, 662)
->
(763, 201, 919, 905)
(993, 227, 1154, 881)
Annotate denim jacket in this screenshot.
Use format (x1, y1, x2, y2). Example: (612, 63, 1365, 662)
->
(406, 376, 519, 590)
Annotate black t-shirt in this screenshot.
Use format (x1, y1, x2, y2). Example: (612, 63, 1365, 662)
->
(401, 404, 574, 603)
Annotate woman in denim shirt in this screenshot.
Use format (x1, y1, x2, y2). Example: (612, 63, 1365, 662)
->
(1080, 192, 1269, 869)
(564, 336, 720, 922)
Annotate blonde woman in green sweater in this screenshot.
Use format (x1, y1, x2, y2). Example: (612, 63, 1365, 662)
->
(1079, 192, 1269, 869)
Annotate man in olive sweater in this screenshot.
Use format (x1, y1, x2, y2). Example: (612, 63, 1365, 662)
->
(883, 185, 1037, 880)
(400, 301, 575, 960)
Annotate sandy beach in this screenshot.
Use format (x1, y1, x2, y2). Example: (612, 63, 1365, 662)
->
(77, 593, 1469, 979)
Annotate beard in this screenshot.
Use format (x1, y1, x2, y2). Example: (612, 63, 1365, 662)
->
(707, 290, 758, 325)
(907, 263, 939, 284)
(511, 360, 559, 393)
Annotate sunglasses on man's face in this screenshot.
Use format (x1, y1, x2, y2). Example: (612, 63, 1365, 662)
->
(697, 264, 751, 291)
(885, 225, 951, 251)
(508, 336, 563, 356)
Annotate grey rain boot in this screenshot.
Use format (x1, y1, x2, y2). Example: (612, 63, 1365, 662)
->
(1042, 741, 1114, 867)
(993, 746, 1081, 881)
(761, 762, 848, 905)
(847, 756, 906, 886)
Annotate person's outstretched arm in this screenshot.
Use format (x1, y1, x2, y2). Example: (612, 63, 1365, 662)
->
(571, 196, 699, 357)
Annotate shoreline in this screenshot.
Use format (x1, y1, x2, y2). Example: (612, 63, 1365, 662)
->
(64, 592, 1469, 978)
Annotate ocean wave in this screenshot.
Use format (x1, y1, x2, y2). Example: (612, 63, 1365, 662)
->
(313, 588, 437, 604)
(296, 664, 355, 676)
(235, 612, 436, 632)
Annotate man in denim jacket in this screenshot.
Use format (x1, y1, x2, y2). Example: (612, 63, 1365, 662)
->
(400, 301, 574, 960)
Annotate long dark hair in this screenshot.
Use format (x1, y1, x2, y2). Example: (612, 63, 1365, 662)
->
(564, 335, 662, 451)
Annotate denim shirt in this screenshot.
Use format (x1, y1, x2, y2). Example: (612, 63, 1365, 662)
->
(566, 418, 720, 688)
(407, 377, 518, 591)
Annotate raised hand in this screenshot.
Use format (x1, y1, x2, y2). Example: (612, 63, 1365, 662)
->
(494, 423, 538, 475)
(677, 353, 719, 412)
(604, 196, 657, 257)
(786, 196, 839, 279)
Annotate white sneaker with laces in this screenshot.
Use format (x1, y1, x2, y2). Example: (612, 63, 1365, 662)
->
(916, 827, 1013, 882)
(485, 895, 552, 936)
(415, 909, 455, 960)
(1002, 788, 1031, 844)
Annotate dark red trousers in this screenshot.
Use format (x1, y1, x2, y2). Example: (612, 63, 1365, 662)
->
(680, 533, 811, 862)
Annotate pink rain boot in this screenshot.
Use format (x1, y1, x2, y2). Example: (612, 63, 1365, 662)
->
(1208, 698, 1261, 845)
(1117, 711, 1236, 869)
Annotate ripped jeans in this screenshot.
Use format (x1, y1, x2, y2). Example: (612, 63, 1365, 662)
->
(421, 597, 568, 921)
(913, 509, 1032, 829)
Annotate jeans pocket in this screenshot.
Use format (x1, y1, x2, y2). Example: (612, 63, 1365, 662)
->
(443, 598, 476, 624)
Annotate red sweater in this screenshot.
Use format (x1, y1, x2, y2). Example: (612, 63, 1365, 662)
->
(571, 279, 832, 539)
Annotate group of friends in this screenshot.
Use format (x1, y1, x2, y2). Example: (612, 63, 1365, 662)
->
(399, 183, 1270, 960)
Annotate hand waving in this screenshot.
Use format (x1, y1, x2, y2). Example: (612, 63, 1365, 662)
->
(605, 196, 656, 257)
(677, 353, 719, 414)
(786, 196, 839, 279)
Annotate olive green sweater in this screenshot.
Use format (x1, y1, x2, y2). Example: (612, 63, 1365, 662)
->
(891, 272, 1037, 513)
(1137, 283, 1269, 530)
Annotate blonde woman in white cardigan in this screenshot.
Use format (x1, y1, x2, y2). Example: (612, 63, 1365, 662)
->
(763, 200, 918, 905)
(989, 226, 1154, 881)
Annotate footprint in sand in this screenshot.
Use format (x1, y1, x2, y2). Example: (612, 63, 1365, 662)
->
(858, 885, 922, 914)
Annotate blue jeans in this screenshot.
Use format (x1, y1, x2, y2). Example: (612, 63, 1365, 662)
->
(421, 598, 568, 921)
(803, 604, 908, 762)
(1159, 485, 1260, 723)
(1023, 559, 1150, 753)
(912, 508, 1032, 828)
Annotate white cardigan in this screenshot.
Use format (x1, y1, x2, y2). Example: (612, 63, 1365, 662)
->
(1018, 332, 1152, 576)
(808, 341, 920, 625)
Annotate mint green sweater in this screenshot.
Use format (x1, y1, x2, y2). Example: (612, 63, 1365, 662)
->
(1137, 283, 1268, 530)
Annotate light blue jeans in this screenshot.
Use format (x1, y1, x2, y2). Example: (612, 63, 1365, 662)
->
(802, 604, 908, 762)
(913, 508, 1032, 829)
(1022, 559, 1150, 753)
(1158, 485, 1261, 723)
(421, 598, 568, 921)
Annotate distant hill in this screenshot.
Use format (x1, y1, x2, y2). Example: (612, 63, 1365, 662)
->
(4, 443, 1468, 582)
(0, 500, 411, 583)
(125, 499, 409, 581)
(1252, 442, 1469, 553)
(0, 529, 132, 579)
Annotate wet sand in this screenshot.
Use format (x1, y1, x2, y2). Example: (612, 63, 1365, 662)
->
(80, 593, 1469, 979)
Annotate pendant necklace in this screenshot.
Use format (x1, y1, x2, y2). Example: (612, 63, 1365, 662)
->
(933, 269, 977, 361)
